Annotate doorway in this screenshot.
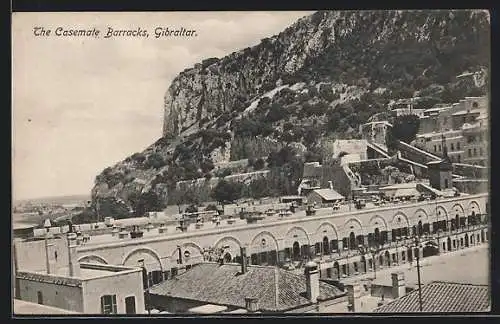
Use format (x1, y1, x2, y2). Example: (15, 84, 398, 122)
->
(292, 242, 300, 260)
(125, 296, 136, 314)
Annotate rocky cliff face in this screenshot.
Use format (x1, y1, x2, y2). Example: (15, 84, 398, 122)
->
(162, 10, 490, 138)
(90, 10, 490, 219)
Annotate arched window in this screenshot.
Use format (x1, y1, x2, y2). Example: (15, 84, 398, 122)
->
(101, 295, 117, 314)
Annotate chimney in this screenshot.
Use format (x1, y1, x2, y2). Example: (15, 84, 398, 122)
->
(305, 261, 320, 303)
(346, 284, 362, 312)
(240, 247, 248, 274)
(245, 297, 259, 312)
(391, 272, 406, 299)
(67, 233, 80, 277)
(328, 181, 334, 190)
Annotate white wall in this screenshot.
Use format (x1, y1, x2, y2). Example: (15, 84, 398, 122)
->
(82, 270, 145, 314)
(18, 279, 84, 313)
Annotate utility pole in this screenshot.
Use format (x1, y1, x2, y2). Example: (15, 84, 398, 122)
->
(414, 236, 423, 311)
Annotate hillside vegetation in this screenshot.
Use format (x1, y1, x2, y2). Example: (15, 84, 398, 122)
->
(88, 10, 489, 220)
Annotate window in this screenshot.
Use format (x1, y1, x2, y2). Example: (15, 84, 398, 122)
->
(462, 117, 466, 123)
(444, 179, 449, 188)
(480, 148, 483, 156)
(101, 295, 117, 314)
(468, 149, 472, 157)
(457, 142, 461, 150)
(474, 148, 477, 156)
(37, 291, 43, 305)
(451, 143, 454, 151)
(125, 296, 136, 314)
(458, 155, 461, 163)
(473, 102, 478, 108)
(434, 145, 437, 152)
(438, 145, 441, 152)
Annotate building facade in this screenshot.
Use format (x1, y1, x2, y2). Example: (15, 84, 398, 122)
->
(359, 121, 391, 148)
(16, 263, 145, 314)
(414, 96, 488, 166)
(15, 193, 488, 291)
(14, 234, 146, 315)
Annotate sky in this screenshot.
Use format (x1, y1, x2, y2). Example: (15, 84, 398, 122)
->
(12, 11, 313, 201)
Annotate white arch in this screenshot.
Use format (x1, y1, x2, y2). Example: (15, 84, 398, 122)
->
(250, 231, 280, 254)
(450, 203, 465, 218)
(368, 215, 388, 232)
(343, 217, 364, 236)
(78, 254, 108, 264)
(122, 247, 163, 271)
(391, 212, 410, 229)
(468, 200, 481, 215)
(435, 205, 449, 222)
(170, 242, 204, 257)
(413, 208, 429, 224)
(213, 236, 242, 249)
(285, 226, 310, 246)
(315, 222, 339, 241)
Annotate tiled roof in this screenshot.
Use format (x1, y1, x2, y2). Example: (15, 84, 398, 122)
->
(149, 263, 344, 312)
(310, 189, 345, 201)
(373, 281, 490, 313)
(16, 272, 82, 287)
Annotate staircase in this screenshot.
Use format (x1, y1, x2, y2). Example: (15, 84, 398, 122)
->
(343, 164, 361, 188)
(366, 141, 391, 158)
(397, 140, 441, 164)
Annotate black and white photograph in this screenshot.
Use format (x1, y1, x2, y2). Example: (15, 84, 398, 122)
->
(12, 9, 491, 315)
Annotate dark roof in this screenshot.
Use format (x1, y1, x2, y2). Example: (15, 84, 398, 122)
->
(16, 272, 82, 287)
(373, 281, 490, 313)
(427, 158, 453, 171)
(309, 189, 345, 201)
(149, 263, 344, 312)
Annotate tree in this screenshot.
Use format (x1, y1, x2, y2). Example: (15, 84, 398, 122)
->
(131, 152, 146, 163)
(253, 158, 265, 170)
(304, 127, 321, 148)
(144, 153, 166, 169)
(128, 191, 166, 217)
(205, 204, 218, 211)
(304, 150, 322, 162)
(185, 204, 198, 213)
(211, 180, 242, 205)
(267, 146, 296, 168)
(388, 115, 420, 144)
(248, 178, 270, 199)
(200, 159, 215, 173)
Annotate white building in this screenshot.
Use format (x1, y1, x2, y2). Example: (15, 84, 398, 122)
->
(14, 233, 146, 314)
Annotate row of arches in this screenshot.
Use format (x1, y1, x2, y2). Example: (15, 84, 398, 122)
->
(77, 200, 485, 284)
(327, 228, 488, 280)
(78, 202, 485, 265)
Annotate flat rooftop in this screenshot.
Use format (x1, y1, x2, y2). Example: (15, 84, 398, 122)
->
(72, 195, 485, 248)
(13, 299, 79, 315)
(342, 245, 489, 288)
(372, 245, 489, 287)
(187, 304, 228, 314)
(21, 263, 140, 281)
(320, 295, 388, 313)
